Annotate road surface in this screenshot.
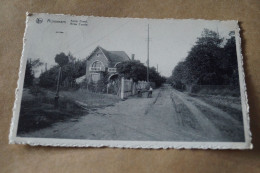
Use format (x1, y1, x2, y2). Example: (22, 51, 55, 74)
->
(22, 85, 245, 142)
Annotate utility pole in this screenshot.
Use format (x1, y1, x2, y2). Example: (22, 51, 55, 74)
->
(54, 66, 62, 108)
(157, 64, 158, 72)
(147, 24, 150, 82)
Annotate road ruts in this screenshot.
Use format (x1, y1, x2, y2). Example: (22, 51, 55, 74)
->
(171, 89, 224, 140)
(145, 85, 209, 141)
(22, 84, 242, 142)
(171, 88, 245, 141)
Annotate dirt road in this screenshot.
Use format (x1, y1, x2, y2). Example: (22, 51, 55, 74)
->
(22, 85, 245, 142)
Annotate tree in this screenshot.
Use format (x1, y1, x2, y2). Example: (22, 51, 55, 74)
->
(39, 65, 59, 88)
(39, 53, 86, 89)
(55, 53, 69, 67)
(61, 58, 86, 88)
(31, 58, 44, 71)
(117, 60, 165, 87)
(24, 60, 34, 87)
(117, 60, 147, 82)
(184, 29, 224, 86)
(169, 61, 188, 90)
(54, 53, 69, 106)
(149, 67, 166, 87)
(24, 58, 43, 87)
(169, 29, 240, 91)
(223, 32, 239, 87)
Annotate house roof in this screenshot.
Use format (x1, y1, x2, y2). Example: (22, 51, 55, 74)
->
(87, 46, 130, 65)
(99, 46, 130, 63)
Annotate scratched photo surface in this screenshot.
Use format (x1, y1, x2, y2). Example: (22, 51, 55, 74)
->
(9, 13, 252, 149)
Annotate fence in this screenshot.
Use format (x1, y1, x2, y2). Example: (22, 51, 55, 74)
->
(120, 78, 133, 98)
(120, 78, 153, 99)
(83, 76, 153, 99)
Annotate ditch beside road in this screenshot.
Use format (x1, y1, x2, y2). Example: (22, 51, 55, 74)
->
(21, 85, 245, 142)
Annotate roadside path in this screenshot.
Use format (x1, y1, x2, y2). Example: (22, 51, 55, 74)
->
(172, 88, 244, 141)
(22, 86, 244, 142)
(172, 89, 223, 140)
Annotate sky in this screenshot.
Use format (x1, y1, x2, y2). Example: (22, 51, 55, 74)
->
(24, 14, 237, 77)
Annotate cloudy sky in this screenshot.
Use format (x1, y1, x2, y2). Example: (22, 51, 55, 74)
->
(25, 14, 237, 77)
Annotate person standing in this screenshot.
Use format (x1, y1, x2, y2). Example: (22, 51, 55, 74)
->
(148, 86, 153, 98)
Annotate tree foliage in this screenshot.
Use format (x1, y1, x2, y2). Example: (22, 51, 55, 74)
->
(24, 60, 34, 87)
(169, 29, 239, 90)
(117, 60, 165, 87)
(39, 65, 59, 88)
(149, 67, 166, 87)
(55, 53, 69, 67)
(39, 53, 86, 89)
(24, 58, 43, 87)
(117, 60, 147, 82)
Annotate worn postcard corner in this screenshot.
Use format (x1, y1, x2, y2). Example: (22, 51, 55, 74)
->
(9, 13, 252, 149)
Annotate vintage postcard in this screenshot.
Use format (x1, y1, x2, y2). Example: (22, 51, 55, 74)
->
(9, 13, 252, 149)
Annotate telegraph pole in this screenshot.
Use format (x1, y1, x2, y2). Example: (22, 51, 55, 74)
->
(147, 24, 150, 82)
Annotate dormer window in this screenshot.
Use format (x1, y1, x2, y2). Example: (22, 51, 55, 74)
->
(92, 61, 102, 68)
(90, 61, 104, 72)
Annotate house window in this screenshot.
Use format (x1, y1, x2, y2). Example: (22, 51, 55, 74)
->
(90, 61, 103, 71)
(92, 61, 102, 68)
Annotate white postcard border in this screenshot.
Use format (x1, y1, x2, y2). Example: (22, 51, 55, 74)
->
(9, 13, 252, 149)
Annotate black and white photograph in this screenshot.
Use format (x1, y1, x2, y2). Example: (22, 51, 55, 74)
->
(9, 13, 251, 149)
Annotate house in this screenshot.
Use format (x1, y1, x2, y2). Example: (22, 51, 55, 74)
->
(85, 46, 130, 83)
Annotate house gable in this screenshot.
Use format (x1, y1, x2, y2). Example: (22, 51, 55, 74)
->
(85, 46, 130, 82)
(86, 46, 109, 61)
(86, 47, 109, 78)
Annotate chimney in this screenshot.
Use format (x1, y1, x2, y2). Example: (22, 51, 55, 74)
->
(131, 54, 135, 60)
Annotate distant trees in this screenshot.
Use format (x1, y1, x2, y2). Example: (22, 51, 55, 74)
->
(167, 61, 187, 90)
(223, 32, 239, 87)
(169, 29, 239, 91)
(39, 53, 86, 89)
(149, 67, 166, 87)
(24, 58, 43, 87)
(117, 60, 165, 87)
(39, 65, 59, 88)
(24, 60, 34, 87)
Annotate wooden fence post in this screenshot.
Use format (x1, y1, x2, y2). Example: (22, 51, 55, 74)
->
(121, 77, 124, 99)
(130, 78, 133, 95)
(132, 82, 136, 95)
